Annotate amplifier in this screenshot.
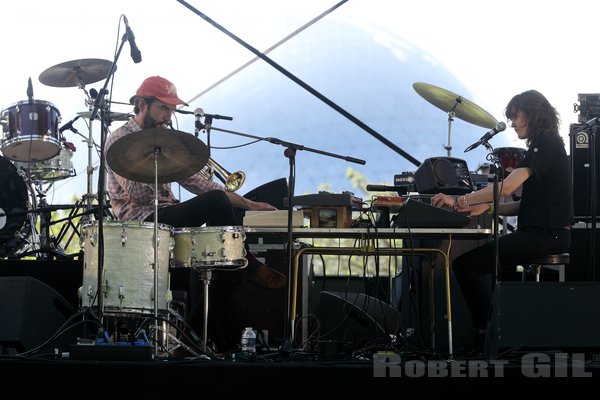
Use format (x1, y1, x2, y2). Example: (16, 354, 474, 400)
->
(576, 93, 600, 123)
(570, 123, 600, 219)
(414, 157, 474, 195)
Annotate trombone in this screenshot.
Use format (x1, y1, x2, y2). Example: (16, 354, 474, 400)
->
(200, 158, 246, 192)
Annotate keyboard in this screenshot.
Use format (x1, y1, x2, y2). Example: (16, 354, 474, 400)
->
(391, 197, 471, 228)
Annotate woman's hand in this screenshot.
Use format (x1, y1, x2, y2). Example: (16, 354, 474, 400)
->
(431, 193, 456, 209)
(461, 203, 491, 217)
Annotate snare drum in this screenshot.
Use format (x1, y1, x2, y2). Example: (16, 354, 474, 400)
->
(1, 100, 61, 162)
(171, 226, 248, 270)
(12, 146, 75, 182)
(493, 147, 526, 178)
(81, 221, 173, 315)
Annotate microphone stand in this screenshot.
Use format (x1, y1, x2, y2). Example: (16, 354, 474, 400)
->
(589, 123, 597, 281)
(88, 31, 127, 341)
(197, 122, 365, 348)
(483, 142, 501, 292)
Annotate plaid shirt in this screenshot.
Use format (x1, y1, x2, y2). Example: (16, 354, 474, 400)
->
(105, 119, 223, 221)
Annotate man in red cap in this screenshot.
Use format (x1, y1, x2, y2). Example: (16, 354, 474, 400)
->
(105, 76, 286, 289)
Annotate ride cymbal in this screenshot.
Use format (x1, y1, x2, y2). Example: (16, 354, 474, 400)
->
(413, 82, 498, 129)
(39, 58, 113, 87)
(106, 128, 209, 184)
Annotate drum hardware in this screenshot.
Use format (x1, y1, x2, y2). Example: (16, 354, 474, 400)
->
(413, 82, 498, 156)
(171, 225, 248, 353)
(55, 193, 114, 256)
(107, 126, 208, 356)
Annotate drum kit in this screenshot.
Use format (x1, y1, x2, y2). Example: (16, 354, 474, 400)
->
(0, 58, 248, 355)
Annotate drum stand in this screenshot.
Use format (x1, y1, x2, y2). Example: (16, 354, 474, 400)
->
(198, 268, 213, 354)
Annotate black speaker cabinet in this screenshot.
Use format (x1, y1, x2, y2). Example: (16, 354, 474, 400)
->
(485, 282, 600, 358)
(414, 157, 474, 195)
(570, 123, 600, 220)
(0, 277, 75, 354)
(316, 291, 401, 351)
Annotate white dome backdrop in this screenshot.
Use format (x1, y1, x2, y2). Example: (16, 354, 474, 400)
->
(172, 17, 512, 200)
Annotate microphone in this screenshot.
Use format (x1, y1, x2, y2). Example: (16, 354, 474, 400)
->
(194, 108, 204, 136)
(366, 184, 408, 194)
(59, 116, 81, 134)
(195, 107, 233, 121)
(123, 16, 142, 63)
(27, 77, 33, 104)
(464, 121, 507, 152)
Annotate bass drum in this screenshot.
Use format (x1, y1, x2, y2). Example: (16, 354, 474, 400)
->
(0, 155, 30, 257)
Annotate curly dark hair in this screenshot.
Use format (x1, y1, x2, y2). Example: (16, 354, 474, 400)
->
(504, 90, 561, 147)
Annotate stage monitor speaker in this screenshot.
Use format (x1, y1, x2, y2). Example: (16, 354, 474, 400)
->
(0, 277, 75, 354)
(485, 282, 600, 358)
(414, 157, 474, 195)
(316, 291, 401, 351)
(570, 123, 600, 220)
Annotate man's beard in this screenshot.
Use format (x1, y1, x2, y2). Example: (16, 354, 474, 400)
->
(141, 113, 160, 129)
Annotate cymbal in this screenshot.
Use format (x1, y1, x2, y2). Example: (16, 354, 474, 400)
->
(413, 82, 498, 129)
(39, 58, 113, 87)
(106, 128, 209, 184)
(77, 111, 132, 121)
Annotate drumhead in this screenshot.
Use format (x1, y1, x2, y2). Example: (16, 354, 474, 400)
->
(0, 156, 28, 254)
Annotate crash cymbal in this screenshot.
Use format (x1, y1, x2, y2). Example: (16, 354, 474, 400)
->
(77, 111, 132, 121)
(106, 128, 208, 184)
(413, 82, 497, 129)
(39, 58, 113, 87)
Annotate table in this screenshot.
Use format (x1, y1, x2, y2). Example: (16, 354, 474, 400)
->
(245, 227, 492, 356)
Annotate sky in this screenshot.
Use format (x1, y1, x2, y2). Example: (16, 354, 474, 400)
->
(1, 0, 599, 206)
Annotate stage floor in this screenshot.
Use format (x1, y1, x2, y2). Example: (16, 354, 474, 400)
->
(1, 350, 599, 396)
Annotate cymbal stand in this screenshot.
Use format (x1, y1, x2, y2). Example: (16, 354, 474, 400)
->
(445, 108, 457, 157)
(32, 182, 68, 260)
(152, 148, 161, 357)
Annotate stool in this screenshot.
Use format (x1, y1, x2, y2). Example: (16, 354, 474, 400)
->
(521, 253, 569, 282)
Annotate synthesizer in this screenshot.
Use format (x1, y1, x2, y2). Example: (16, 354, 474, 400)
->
(391, 197, 471, 228)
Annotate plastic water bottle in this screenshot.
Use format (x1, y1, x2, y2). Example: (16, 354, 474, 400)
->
(241, 327, 256, 353)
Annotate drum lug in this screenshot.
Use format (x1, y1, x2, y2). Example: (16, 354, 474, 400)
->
(203, 245, 216, 257)
(120, 231, 127, 246)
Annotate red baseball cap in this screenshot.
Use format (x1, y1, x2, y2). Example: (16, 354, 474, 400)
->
(133, 76, 188, 106)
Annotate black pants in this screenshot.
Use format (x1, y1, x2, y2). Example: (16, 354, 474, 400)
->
(146, 190, 237, 228)
(453, 227, 571, 331)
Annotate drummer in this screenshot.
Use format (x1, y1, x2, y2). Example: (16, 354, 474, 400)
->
(105, 75, 286, 290)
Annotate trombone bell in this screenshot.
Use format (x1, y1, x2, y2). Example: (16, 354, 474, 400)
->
(201, 158, 245, 192)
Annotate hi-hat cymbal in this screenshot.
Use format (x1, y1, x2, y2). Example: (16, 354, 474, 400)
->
(77, 111, 132, 121)
(106, 128, 209, 184)
(413, 82, 498, 129)
(39, 58, 113, 87)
